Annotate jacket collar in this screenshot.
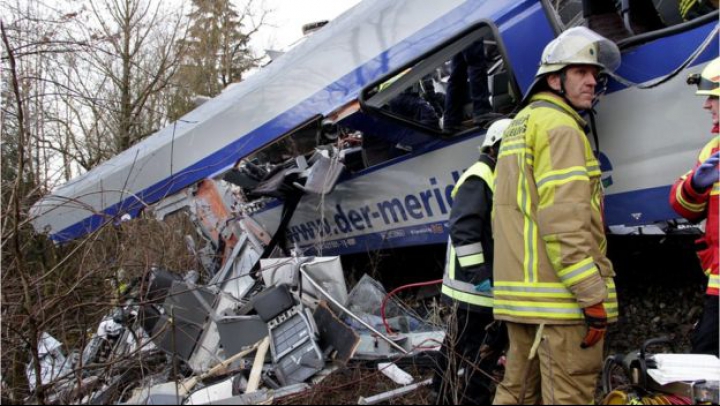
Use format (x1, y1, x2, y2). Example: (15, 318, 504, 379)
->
(530, 92, 588, 128)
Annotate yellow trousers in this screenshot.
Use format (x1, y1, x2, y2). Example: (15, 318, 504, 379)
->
(493, 322, 604, 405)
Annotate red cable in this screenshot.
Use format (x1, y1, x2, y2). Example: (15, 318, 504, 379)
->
(380, 279, 443, 335)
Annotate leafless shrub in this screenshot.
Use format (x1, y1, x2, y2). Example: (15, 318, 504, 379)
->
(1, 207, 203, 404)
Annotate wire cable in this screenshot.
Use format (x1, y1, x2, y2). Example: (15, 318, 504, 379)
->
(380, 279, 443, 335)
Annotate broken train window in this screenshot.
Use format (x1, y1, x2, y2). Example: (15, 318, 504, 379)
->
(361, 22, 520, 137)
(547, 0, 719, 44)
(222, 116, 347, 202)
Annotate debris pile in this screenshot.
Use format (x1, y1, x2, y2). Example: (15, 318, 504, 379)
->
(20, 140, 452, 405)
(26, 251, 445, 405)
(22, 232, 715, 405)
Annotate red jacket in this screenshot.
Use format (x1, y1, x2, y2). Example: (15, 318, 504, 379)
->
(670, 134, 720, 296)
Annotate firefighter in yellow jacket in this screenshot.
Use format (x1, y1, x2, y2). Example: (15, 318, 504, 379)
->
(492, 27, 621, 405)
(433, 119, 511, 405)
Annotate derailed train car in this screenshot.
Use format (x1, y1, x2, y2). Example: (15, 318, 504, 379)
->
(30, 0, 719, 260)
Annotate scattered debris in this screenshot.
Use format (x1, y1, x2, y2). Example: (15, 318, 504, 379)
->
(26, 333, 73, 393)
(378, 363, 414, 385)
(24, 187, 446, 404)
(357, 378, 433, 405)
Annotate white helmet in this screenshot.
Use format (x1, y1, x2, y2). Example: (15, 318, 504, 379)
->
(523, 27, 621, 103)
(688, 57, 720, 97)
(481, 118, 512, 151)
(537, 27, 620, 76)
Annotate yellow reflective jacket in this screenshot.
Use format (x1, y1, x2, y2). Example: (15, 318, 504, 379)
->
(492, 92, 618, 325)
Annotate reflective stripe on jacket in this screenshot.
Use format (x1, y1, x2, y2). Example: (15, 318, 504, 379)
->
(492, 93, 617, 325)
(670, 136, 720, 296)
(442, 156, 495, 311)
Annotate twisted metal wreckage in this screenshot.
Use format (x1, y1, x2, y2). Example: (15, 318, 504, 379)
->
(28, 175, 448, 405)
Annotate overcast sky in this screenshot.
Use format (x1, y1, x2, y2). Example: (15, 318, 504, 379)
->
(248, 0, 361, 53)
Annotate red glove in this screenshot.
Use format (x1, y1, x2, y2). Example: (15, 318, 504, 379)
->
(581, 302, 607, 349)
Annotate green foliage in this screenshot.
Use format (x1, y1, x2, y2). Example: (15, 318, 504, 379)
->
(168, 0, 257, 121)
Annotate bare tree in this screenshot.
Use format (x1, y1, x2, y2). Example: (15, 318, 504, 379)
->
(1, 0, 83, 189)
(1, 0, 189, 402)
(1, 0, 274, 401)
(58, 0, 190, 156)
(2, 0, 187, 182)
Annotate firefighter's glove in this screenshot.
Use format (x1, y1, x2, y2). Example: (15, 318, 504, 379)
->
(580, 302, 607, 349)
(474, 279, 493, 294)
(692, 152, 720, 191)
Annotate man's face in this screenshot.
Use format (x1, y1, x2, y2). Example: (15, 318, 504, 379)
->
(548, 65, 600, 110)
(704, 96, 719, 129)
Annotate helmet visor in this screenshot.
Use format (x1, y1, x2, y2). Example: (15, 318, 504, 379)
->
(541, 27, 621, 73)
(688, 72, 720, 95)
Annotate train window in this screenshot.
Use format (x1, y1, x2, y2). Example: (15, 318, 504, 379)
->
(220, 118, 323, 197)
(548, 0, 718, 43)
(222, 115, 359, 199)
(245, 117, 325, 166)
(361, 23, 520, 138)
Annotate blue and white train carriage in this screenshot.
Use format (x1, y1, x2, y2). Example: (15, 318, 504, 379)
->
(30, 0, 719, 258)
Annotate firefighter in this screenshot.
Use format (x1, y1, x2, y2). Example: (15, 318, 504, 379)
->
(433, 118, 511, 405)
(669, 57, 720, 356)
(491, 27, 621, 405)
